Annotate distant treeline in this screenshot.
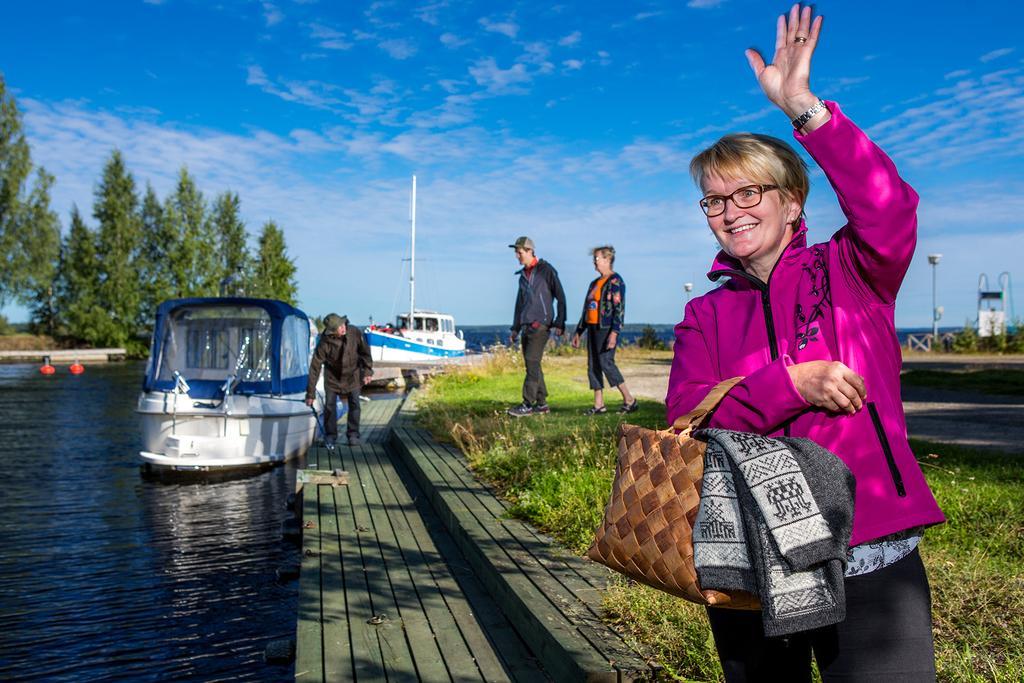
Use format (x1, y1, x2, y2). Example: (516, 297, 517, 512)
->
(0, 73, 297, 354)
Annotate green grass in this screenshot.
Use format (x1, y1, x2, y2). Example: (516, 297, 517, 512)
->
(417, 350, 1024, 682)
(901, 368, 1024, 397)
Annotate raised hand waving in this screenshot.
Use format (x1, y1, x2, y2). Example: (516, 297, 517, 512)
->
(745, 4, 828, 131)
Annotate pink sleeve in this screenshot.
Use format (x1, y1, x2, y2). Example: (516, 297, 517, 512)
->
(666, 304, 808, 434)
(797, 101, 920, 305)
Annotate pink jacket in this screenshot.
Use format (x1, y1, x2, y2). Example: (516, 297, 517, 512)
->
(666, 102, 945, 546)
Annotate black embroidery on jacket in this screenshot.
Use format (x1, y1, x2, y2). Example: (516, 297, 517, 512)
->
(795, 246, 831, 350)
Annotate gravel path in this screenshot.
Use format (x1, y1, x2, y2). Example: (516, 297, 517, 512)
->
(617, 359, 1024, 454)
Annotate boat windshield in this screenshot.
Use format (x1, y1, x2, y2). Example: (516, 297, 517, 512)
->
(156, 306, 273, 382)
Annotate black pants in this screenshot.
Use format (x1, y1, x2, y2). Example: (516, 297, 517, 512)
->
(585, 324, 625, 390)
(520, 324, 549, 405)
(707, 547, 936, 682)
(324, 386, 361, 440)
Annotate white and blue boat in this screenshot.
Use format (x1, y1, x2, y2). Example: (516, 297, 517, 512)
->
(367, 176, 466, 364)
(137, 297, 322, 471)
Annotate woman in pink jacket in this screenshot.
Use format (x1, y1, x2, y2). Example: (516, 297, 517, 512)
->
(668, 5, 945, 680)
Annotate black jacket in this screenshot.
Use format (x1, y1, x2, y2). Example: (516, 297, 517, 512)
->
(511, 259, 567, 333)
(305, 327, 373, 397)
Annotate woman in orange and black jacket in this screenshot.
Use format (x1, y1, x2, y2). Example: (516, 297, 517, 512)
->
(571, 245, 637, 414)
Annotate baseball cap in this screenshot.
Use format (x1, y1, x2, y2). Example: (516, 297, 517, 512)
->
(323, 313, 349, 330)
(508, 236, 535, 250)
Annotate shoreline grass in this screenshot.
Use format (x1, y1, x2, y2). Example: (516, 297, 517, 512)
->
(417, 349, 1023, 682)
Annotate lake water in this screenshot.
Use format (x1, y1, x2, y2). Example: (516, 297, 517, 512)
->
(0, 361, 299, 681)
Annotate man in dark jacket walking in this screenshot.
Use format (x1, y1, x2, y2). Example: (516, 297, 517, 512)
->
(305, 313, 373, 446)
(508, 236, 566, 417)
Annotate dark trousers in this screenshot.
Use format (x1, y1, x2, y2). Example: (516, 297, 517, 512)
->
(707, 547, 936, 682)
(324, 386, 361, 440)
(520, 324, 549, 405)
(585, 324, 625, 390)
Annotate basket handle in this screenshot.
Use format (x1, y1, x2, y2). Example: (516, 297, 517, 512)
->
(670, 376, 745, 435)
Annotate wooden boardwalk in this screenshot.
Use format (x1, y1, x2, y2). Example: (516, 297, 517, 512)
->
(297, 398, 545, 681)
(294, 395, 651, 682)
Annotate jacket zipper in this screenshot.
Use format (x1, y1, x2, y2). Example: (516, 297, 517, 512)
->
(866, 402, 906, 497)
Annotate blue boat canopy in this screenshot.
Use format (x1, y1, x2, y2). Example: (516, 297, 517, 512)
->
(143, 297, 313, 399)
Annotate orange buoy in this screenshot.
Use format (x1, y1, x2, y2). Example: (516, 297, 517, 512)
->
(69, 361, 85, 375)
(40, 355, 56, 375)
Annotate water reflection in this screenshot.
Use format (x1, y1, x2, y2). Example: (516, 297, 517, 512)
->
(0, 362, 298, 681)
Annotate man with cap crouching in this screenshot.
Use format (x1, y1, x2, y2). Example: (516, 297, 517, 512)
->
(305, 313, 373, 447)
(508, 236, 567, 417)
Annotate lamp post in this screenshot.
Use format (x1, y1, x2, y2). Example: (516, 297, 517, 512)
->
(927, 254, 942, 350)
(684, 282, 693, 304)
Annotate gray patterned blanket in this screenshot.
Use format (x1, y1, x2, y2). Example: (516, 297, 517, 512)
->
(693, 429, 856, 636)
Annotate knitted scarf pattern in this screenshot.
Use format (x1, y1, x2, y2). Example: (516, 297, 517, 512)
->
(693, 429, 855, 636)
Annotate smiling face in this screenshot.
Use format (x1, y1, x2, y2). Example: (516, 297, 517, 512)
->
(702, 173, 802, 278)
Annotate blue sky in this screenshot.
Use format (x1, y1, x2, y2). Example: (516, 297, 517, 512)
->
(1, 0, 1021, 327)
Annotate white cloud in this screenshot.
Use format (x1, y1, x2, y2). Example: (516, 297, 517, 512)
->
(479, 16, 519, 39)
(562, 59, 583, 71)
(558, 31, 581, 47)
(634, 11, 664, 20)
(378, 37, 418, 59)
(261, 1, 284, 27)
(979, 47, 1014, 63)
(687, 0, 725, 8)
(867, 65, 1024, 168)
(307, 22, 353, 50)
(439, 32, 469, 49)
(245, 65, 341, 110)
(468, 58, 532, 94)
(944, 69, 971, 80)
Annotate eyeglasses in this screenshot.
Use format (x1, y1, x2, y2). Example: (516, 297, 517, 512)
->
(699, 184, 778, 217)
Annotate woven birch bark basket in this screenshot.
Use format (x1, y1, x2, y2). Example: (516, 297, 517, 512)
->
(587, 377, 760, 610)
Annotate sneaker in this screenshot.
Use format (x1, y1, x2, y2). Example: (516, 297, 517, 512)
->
(507, 402, 535, 417)
(347, 436, 361, 447)
(532, 403, 551, 415)
(323, 436, 337, 449)
(618, 400, 639, 414)
(583, 405, 607, 415)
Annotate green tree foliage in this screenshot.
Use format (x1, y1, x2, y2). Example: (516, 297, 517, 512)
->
(164, 167, 218, 297)
(210, 191, 250, 295)
(251, 220, 297, 304)
(93, 150, 143, 348)
(636, 325, 668, 350)
(56, 206, 106, 345)
(137, 183, 174, 329)
(23, 170, 62, 334)
(0, 73, 59, 311)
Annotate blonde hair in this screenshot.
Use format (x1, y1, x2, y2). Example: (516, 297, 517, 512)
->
(591, 245, 615, 265)
(689, 133, 809, 210)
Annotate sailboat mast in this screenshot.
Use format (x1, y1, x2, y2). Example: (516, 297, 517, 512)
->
(409, 175, 416, 326)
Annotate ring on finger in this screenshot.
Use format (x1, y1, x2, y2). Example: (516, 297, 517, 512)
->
(794, 36, 808, 43)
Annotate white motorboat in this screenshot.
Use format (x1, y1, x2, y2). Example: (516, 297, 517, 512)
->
(366, 176, 466, 364)
(137, 297, 321, 471)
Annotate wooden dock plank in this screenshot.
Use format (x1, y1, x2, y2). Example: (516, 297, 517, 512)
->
(366, 456, 548, 683)
(389, 429, 607, 682)
(335, 446, 422, 682)
(404, 429, 614, 620)
(390, 425, 651, 681)
(361, 444, 518, 683)
(318, 485, 354, 681)
(348, 444, 451, 682)
(331, 465, 390, 681)
(295, 485, 324, 681)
